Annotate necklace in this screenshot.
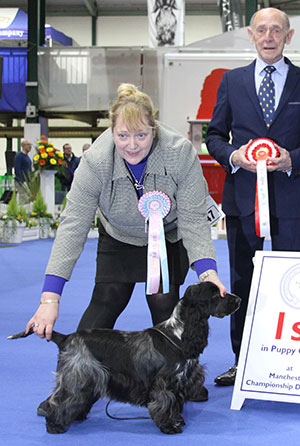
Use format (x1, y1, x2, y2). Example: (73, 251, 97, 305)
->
(125, 161, 147, 191)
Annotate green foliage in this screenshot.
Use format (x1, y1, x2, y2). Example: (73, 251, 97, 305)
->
(22, 171, 41, 203)
(62, 195, 67, 211)
(6, 190, 19, 219)
(31, 190, 52, 219)
(0, 190, 28, 240)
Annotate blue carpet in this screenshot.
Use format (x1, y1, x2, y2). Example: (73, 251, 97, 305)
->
(1, 238, 299, 445)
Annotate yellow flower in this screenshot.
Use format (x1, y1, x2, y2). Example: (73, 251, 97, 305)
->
(46, 147, 53, 153)
(57, 152, 64, 158)
(41, 153, 48, 159)
(33, 154, 40, 161)
(50, 159, 57, 165)
(38, 144, 45, 149)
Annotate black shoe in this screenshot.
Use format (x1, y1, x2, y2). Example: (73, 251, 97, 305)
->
(188, 385, 209, 402)
(214, 365, 237, 386)
(37, 397, 50, 417)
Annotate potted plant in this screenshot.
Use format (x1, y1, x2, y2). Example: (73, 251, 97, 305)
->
(30, 190, 53, 238)
(22, 218, 39, 241)
(49, 217, 60, 238)
(0, 190, 27, 243)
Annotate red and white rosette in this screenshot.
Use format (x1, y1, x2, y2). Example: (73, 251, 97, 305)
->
(138, 191, 171, 294)
(245, 139, 279, 238)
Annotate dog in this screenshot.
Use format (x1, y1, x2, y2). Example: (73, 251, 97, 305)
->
(9, 282, 240, 435)
(153, 0, 178, 46)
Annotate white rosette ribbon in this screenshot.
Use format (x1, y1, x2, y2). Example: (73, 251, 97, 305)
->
(245, 138, 279, 238)
(138, 191, 171, 294)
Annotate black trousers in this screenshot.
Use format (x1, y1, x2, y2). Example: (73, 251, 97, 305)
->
(77, 282, 181, 330)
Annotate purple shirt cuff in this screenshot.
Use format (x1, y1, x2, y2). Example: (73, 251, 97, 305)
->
(193, 259, 217, 278)
(42, 275, 67, 295)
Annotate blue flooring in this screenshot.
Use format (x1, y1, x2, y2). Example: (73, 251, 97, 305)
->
(1, 238, 299, 445)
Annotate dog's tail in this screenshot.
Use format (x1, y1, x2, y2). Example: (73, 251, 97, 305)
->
(7, 327, 35, 339)
(7, 327, 67, 347)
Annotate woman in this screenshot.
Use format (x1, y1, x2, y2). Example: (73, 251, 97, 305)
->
(26, 84, 226, 403)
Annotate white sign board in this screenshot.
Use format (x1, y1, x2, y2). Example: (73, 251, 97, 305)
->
(231, 251, 300, 410)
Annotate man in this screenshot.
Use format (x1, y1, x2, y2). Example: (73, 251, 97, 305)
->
(14, 139, 32, 203)
(206, 8, 300, 385)
(59, 143, 80, 191)
(82, 143, 91, 153)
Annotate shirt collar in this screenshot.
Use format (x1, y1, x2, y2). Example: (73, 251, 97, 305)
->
(256, 57, 286, 77)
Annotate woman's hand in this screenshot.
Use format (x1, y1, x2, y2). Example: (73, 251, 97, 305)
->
(25, 292, 60, 341)
(199, 270, 227, 297)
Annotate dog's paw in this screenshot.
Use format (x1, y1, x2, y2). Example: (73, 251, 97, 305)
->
(46, 420, 66, 434)
(177, 417, 186, 427)
(159, 422, 183, 434)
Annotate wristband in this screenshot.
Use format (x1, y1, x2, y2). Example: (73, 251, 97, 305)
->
(199, 269, 217, 282)
(40, 299, 60, 304)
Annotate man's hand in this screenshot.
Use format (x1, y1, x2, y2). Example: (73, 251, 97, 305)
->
(231, 140, 257, 173)
(267, 145, 292, 172)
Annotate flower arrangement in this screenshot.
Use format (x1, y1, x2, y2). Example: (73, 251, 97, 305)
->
(33, 136, 67, 174)
(26, 218, 38, 228)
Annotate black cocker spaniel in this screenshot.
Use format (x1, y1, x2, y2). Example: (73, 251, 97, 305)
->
(9, 281, 240, 435)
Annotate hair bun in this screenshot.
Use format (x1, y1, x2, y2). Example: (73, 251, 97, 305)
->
(117, 83, 138, 99)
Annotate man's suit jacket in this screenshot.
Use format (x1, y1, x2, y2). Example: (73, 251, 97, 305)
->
(206, 57, 300, 218)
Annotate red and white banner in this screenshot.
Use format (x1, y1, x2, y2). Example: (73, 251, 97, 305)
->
(147, 0, 185, 48)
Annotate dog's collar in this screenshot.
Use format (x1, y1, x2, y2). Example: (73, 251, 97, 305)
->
(150, 327, 182, 353)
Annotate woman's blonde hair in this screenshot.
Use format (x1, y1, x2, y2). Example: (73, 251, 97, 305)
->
(109, 83, 157, 132)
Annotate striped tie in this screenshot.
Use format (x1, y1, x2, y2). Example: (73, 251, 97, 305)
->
(258, 65, 276, 128)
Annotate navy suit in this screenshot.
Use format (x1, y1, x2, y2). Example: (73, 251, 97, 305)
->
(206, 57, 300, 359)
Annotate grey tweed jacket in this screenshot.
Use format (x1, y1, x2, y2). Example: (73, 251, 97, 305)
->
(46, 122, 215, 280)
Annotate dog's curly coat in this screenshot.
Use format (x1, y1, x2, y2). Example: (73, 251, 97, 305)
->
(9, 281, 240, 435)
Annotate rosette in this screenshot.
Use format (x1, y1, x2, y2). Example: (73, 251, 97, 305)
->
(138, 191, 171, 294)
(245, 138, 279, 238)
(245, 138, 279, 165)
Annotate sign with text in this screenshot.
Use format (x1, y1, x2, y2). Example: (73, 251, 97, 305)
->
(206, 194, 225, 226)
(231, 251, 300, 410)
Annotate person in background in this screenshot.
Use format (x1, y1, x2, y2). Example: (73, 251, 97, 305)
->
(26, 83, 226, 413)
(59, 143, 80, 191)
(82, 143, 91, 153)
(14, 139, 32, 203)
(206, 7, 300, 386)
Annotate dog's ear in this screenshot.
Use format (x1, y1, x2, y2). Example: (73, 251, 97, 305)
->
(185, 282, 221, 315)
(181, 302, 209, 358)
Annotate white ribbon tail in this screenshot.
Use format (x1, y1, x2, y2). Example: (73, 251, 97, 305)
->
(159, 216, 169, 294)
(256, 160, 271, 239)
(146, 212, 161, 294)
